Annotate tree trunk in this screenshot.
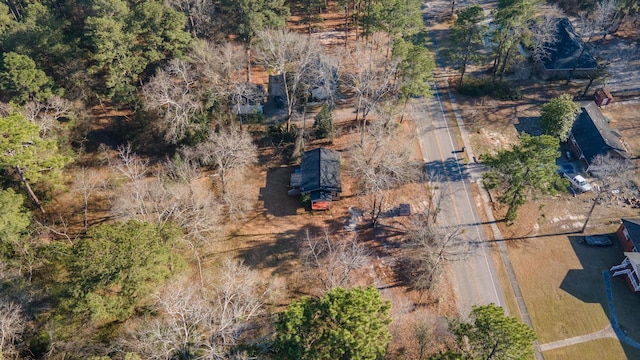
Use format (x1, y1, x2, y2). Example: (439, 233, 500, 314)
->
(582, 77, 595, 98)
(491, 37, 506, 83)
(355, 95, 361, 124)
(83, 194, 89, 231)
(246, 47, 252, 83)
(566, 46, 586, 85)
(582, 189, 603, 233)
(400, 97, 409, 123)
(16, 166, 45, 214)
(498, 46, 512, 82)
(610, 12, 626, 34)
(344, 3, 350, 49)
(284, 73, 293, 132)
(354, 2, 359, 40)
(307, 0, 312, 35)
(220, 168, 227, 195)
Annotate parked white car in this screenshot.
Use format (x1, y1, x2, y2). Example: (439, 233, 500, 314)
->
(564, 173, 592, 192)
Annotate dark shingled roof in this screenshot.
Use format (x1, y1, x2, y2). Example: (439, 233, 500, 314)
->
(300, 148, 342, 194)
(542, 18, 597, 71)
(622, 218, 640, 250)
(570, 102, 627, 165)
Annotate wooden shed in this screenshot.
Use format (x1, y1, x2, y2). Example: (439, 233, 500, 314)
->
(594, 88, 613, 107)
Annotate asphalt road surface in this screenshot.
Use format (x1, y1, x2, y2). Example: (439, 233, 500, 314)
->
(415, 82, 507, 318)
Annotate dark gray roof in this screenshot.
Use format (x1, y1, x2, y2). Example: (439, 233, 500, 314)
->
(570, 102, 627, 165)
(542, 18, 597, 71)
(300, 148, 342, 194)
(622, 218, 640, 250)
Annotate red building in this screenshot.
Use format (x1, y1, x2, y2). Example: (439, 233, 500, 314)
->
(615, 218, 640, 252)
(612, 218, 640, 292)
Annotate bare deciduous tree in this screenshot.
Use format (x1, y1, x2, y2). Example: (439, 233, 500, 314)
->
(582, 153, 635, 232)
(405, 216, 464, 291)
(72, 167, 101, 231)
(301, 229, 370, 290)
(343, 44, 398, 143)
(167, 0, 220, 39)
(593, 0, 620, 40)
(121, 260, 271, 359)
(347, 117, 421, 225)
(21, 96, 73, 138)
(401, 172, 470, 292)
(0, 298, 25, 358)
(110, 145, 221, 245)
(255, 28, 323, 131)
(194, 126, 257, 195)
(190, 40, 246, 91)
(531, 6, 563, 64)
(143, 59, 204, 144)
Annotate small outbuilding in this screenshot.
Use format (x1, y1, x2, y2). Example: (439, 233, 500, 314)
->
(537, 18, 598, 79)
(594, 88, 613, 107)
(291, 148, 342, 210)
(231, 83, 265, 115)
(567, 102, 628, 170)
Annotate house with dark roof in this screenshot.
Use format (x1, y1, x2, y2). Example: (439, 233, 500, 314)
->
(616, 218, 640, 252)
(567, 102, 628, 170)
(289, 148, 342, 210)
(538, 18, 597, 79)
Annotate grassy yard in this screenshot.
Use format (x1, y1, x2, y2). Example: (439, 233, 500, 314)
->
(505, 225, 640, 359)
(508, 234, 615, 343)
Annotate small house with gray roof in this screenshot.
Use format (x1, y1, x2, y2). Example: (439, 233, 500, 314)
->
(289, 148, 342, 210)
(567, 102, 628, 170)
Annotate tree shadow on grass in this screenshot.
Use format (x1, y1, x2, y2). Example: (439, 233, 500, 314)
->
(514, 116, 542, 136)
(559, 235, 640, 358)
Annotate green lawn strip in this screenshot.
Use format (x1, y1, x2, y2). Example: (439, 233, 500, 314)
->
(543, 337, 637, 360)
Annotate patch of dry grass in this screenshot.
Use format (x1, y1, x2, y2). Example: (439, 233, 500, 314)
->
(601, 102, 640, 159)
(543, 337, 640, 360)
(508, 233, 616, 344)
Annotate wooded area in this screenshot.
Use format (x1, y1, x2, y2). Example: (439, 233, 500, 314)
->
(2, 0, 636, 358)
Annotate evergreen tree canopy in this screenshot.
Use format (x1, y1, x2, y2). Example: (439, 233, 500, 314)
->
(0, 52, 56, 104)
(450, 5, 487, 84)
(0, 113, 71, 186)
(65, 220, 185, 324)
(481, 133, 561, 222)
(222, 0, 290, 43)
(274, 286, 392, 359)
(0, 188, 31, 258)
(395, 39, 435, 100)
(540, 93, 581, 141)
(450, 304, 536, 360)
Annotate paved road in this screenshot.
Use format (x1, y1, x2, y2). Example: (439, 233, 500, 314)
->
(414, 82, 506, 318)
